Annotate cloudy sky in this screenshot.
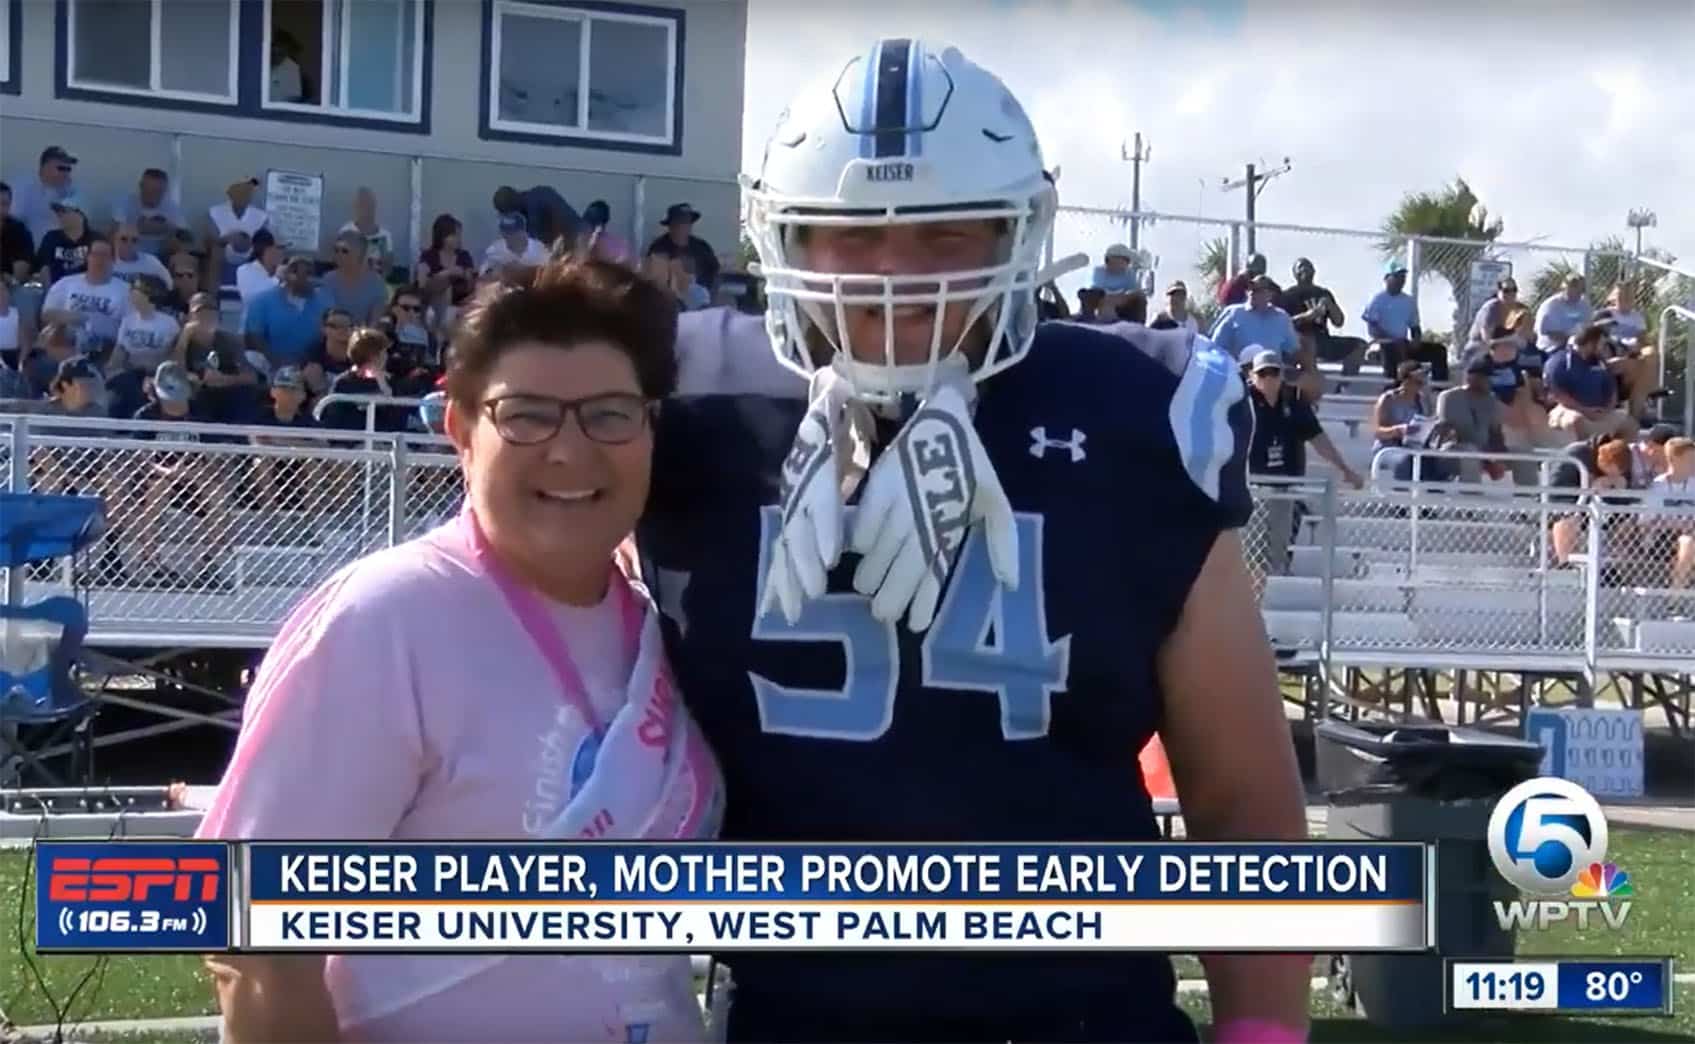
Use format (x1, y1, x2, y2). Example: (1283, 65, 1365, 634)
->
(741, 0, 1693, 334)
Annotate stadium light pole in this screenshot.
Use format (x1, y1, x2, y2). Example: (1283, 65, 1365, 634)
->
(1626, 209, 1657, 257)
(1122, 134, 1150, 251)
(1222, 158, 1292, 255)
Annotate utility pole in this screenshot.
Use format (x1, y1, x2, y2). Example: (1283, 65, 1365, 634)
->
(1122, 134, 1150, 250)
(1221, 157, 1292, 255)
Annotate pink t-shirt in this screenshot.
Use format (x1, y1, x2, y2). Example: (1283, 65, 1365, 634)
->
(196, 515, 721, 1041)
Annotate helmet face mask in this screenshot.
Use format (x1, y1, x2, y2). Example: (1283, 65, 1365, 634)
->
(745, 40, 1060, 407)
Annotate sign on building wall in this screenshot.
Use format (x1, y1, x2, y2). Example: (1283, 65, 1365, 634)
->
(1525, 706, 1645, 799)
(265, 170, 325, 255)
(1464, 258, 1513, 333)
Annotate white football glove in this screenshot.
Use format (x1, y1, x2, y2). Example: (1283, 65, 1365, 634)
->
(849, 380, 1017, 632)
(761, 368, 871, 623)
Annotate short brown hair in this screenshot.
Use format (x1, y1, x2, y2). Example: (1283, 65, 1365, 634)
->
(444, 258, 677, 410)
(348, 326, 391, 369)
(1595, 438, 1632, 476)
(1574, 324, 1608, 348)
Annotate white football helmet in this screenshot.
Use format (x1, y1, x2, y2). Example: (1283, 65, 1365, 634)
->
(745, 40, 1074, 406)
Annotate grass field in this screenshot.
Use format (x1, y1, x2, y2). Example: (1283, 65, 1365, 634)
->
(1, 829, 1690, 1042)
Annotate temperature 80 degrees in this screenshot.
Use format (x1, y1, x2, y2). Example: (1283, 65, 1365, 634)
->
(60, 907, 205, 935)
(1587, 969, 1644, 1002)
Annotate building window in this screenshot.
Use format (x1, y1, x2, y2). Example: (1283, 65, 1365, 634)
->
(487, 0, 680, 149)
(263, 0, 425, 122)
(65, 0, 239, 104)
(0, 0, 17, 94)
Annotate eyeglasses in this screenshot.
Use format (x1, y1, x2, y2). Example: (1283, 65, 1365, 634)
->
(172, 271, 196, 279)
(323, 320, 352, 331)
(482, 393, 653, 446)
(393, 302, 420, 313)
(1501, 285, 1518, 294)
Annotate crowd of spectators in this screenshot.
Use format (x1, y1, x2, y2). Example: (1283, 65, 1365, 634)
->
(0, 144, 733, 443)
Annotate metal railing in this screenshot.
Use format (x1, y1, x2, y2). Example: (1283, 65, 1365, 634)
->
(0, 412, 1691, 678)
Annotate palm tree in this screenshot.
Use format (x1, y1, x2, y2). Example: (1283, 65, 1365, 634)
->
(1189, 235, 1229, 332)
(1379, 178, 1504, 334)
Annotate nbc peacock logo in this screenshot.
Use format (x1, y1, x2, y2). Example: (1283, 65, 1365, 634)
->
(1571, 861, 1634, 900)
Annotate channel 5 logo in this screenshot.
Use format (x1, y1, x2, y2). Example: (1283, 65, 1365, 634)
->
(1488, 778, 1633, 933)
(48, 855, 222, 903)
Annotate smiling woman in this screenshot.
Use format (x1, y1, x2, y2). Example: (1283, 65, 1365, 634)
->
(195, 259, 722, 1043)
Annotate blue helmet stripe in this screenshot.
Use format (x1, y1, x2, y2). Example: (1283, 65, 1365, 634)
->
(858, 40, 883, 160)
(872, 37, 911, 159)
(905, 40, 924, 158)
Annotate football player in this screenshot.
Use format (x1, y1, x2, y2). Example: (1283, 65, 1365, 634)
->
(639, 40, 1310, 1043)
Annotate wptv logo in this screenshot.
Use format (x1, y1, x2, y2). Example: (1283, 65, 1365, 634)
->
(1488, 778, 1634, 933)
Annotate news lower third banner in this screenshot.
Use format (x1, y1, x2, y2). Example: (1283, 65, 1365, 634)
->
(36, 841, 1433, 954)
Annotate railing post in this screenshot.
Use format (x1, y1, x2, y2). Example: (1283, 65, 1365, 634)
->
(1228, 223, 1241, 279)
(1317, 474, 1337, 719)
(388, 438, 409, 548)
(169, 134, 185, 207)
(5, 419, 28, 608)
(632, 176, 647, 255)
(1406, 237, 1423, 321)
(1583, 499, 1601, 693)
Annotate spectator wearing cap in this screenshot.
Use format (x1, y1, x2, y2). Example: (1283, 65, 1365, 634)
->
(1544, 323, 1636, 441)
(1434, 355, 1510, 484)
(177, 291, 256, 415)
(206, 177, 270, 288)
(1364, 259, 1446, 382)
(133, 360, 233, 588)
(301, 307, 355, 396)
(492, 184, 581, 252)
(1218, 252, 1271, 308)
(44, 355, 107, 424)
(339, 187, 395, 277)
(1092, 244, 1144, 295)
(112, 169, 187, 259)
(1209, 274, 1298, 370)
(645, 203, 720, 293)
(326, 230, 389, 324)
(41, 237, 129, 356)
(11, 147, 79, 245)
(250, 365, 320, 510)
(1279, 258, 1364, 380)
(235, 229, 283, 329)
(245, 255, 333, 369)
(480, 212, 548, 279)
(1535, 273, 1591, 353)
(111, 221, 173, 287)
(1631, 424, 1678, 489)
(1243, 349, 1361, 585)
(34, 196, 95, 284)
(1, 182, 35, 282)
(1370, 361, 1432, 453)
(580, 199, 635, 268)
(110, 275, 181, 416)
(1152, 282, 1198, 336)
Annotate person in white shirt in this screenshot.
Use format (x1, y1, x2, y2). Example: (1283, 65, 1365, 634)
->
(269, 31, 307, 102)
(112, 276, 181, 375)
(1153, 281, 1200, 335)
(41, 238, 130, 350)
(236, 230, 284, 329)
(1596, 281, 1657, 418)
(339, 187, 394, 276)
(111, 222, 173, 286)
(1650, 436, 1695, 588)
(207, 177, 270, 288)
(1534, 273, 1592, 352)
(480, 212, 548, 278)
(0, 280, 28, 370)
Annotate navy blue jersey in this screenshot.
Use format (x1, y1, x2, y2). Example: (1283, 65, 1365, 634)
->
(640, 323, 1252, 1042)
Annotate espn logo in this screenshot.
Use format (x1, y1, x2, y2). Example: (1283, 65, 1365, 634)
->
(48, 856, 222, 903)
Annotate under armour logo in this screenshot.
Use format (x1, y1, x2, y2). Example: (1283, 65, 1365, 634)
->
(1030, 426, 1086, 462)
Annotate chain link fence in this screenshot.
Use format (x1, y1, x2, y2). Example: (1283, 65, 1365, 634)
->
(2, 414, 1693, 680)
